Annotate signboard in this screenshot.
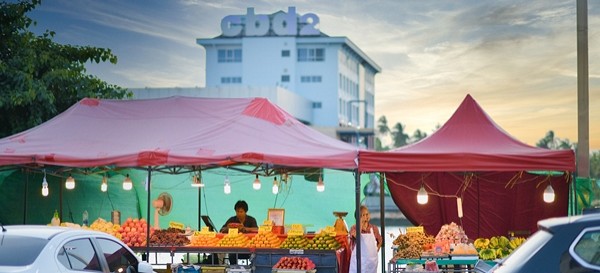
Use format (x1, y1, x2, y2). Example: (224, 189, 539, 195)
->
(221, 7, 320, 37)
(169, 221, 184, 230)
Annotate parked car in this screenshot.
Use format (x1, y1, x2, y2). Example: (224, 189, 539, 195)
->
(490, 210, 600, 273)
(0, 225, 155, 273)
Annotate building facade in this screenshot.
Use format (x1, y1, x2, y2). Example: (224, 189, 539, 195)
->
(133, 7, 380, 148)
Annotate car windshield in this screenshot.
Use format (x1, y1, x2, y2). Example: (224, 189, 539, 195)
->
(0, 235, 47, 266)
(496, 230, 552, 268)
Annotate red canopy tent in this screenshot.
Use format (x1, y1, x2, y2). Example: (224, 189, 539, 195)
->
(0, 96, 358, 169)
(359, 94, 575, 239)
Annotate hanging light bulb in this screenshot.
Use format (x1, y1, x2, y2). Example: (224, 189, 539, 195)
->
(316, 176, 325, 192)
(272, 177, 279, 194)
(42, 170, 49, 197)
(457, 197, 463, 218)
(65, 174, 75, 190)
(191, 172, 204, 188)
(543, 184, 555, 203)
(101, 176, 108, 192)
(417, 184, 428, 204)
(224, 176, 231, 194)
(253, 174, 261, 190)
(122, 174, 133, 190)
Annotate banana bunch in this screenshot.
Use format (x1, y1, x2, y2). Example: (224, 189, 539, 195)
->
(508, 237, 526, 250)
(474, 238, 490, 250)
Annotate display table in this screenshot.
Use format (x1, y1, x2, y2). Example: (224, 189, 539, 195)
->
(389, 258, 496, 273)
(131, 246, 345, 273)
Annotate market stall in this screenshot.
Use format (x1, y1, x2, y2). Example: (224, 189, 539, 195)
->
(358, 94, 576, 268)
(0, 96, 362, 273)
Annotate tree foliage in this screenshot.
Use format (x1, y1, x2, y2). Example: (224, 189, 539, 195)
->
(391, 122, 410, 148)
(536, 130, 574, 150)
(0, 0, 130, 138)
(590, 151, 600, 179)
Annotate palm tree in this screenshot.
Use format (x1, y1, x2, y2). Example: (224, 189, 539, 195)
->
(391, 122, 410, 148)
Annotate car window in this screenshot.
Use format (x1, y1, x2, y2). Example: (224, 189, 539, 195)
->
(57, 238, 102, 271)
(97, 238, 138, 273)
(0, 235, 47, 266)
(570, 227, 600, 271)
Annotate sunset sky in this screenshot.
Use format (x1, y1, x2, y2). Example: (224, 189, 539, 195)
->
(28, 0, 599, 151)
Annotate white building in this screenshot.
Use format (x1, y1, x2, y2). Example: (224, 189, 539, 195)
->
(132, 7, 380, 148)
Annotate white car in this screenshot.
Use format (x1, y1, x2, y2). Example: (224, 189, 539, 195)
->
(0, 225, 155, 273)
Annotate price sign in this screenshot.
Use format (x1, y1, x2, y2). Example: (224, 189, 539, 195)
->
(289, 249, 304, 255)
(287, 229, 304, 236)
(169, 221, 184, 230)
(291, 224, 303, 230)
(259, 225, 272, 233)
(228, 228, 239, 236)
(406, 226, 424, 234)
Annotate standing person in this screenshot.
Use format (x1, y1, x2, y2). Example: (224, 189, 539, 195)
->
(219, 200, 258, 265)
(348, 205, 382, 273)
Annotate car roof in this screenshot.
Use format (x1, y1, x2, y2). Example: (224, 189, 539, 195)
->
(538, 212, 600, 230)
(2, 225, 108, 240)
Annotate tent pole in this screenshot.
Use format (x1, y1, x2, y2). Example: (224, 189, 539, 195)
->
(379, 172, 385, 273)
(145, 167, 152, 261)
(354, 168, 361, 273)
(198, 181, 202, 229)
(23, 171, 28, 224)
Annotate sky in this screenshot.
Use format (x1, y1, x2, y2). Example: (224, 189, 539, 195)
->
(26, 0, 600, 151)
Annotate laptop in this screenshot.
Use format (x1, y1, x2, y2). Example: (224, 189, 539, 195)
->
(201, 215, 218, 232)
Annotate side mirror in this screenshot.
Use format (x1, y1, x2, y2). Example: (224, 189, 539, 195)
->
(137, 261, 155, 273)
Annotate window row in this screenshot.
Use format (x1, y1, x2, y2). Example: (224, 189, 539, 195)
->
(220, 75, 322, 84)
(221, 77, 242, 84)
(218, 49, 242, 63)
(217, 48, 325, 63)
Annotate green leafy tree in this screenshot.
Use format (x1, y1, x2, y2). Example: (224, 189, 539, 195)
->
(391, 122, 410, 148)
(536, 130, 574, 150)
(411, 129, 428, 143)
(375, 115, 391, 151)
(591, 151, 600, 179)
(0, 0, 130, 138)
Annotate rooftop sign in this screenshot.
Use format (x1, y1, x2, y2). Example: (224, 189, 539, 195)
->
(221, 7, 320, 37)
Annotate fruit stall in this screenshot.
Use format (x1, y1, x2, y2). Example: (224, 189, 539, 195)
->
(111, 221, 351, 273)
(387, 223, 525, 273)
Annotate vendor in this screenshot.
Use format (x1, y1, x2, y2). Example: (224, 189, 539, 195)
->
(220, 200, 258, 233)
(218, 200, 258, 265)
(349, 205, 382, 273)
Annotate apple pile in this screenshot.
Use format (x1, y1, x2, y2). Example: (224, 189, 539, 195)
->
(118, 218, 153, 247)
(273, 256, 315, 270)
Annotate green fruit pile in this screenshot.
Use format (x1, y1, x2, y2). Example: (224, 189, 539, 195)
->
(280, 235, 310, 249)
(306, 233, 341, 250)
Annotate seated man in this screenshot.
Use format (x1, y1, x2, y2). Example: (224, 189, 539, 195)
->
(220, 200, 258, 265)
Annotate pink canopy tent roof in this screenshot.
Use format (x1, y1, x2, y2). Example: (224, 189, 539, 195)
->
(358, 94, 575, 239)
(0, 96, 358, 169)
(359, 94, 575, 172)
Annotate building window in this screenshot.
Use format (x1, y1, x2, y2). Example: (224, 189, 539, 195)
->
(221, 77, 242, 84)
(281, 50, 290, 57)
(312, 102, 322, 109)
(301, 75, 322, 83)
(298, 48, 324, 62)
(281, 75, 290, 82)
(218, 49, 242, 63)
